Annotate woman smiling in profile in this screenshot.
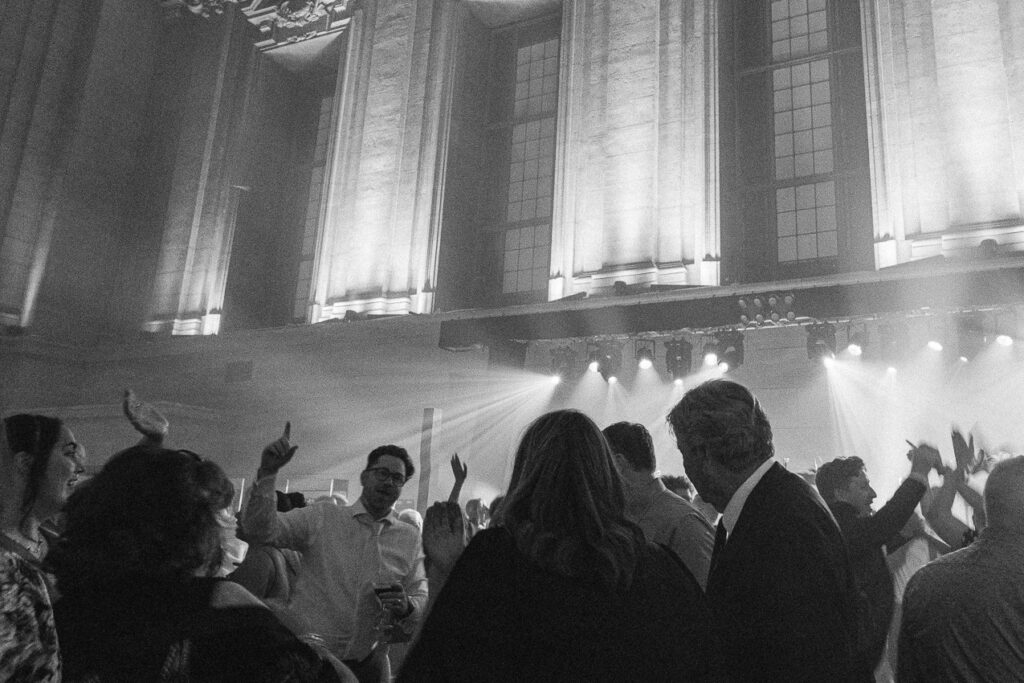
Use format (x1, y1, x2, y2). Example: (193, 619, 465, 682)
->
(0, 412, 86, 682)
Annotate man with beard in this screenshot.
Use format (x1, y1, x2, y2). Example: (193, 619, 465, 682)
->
(243, 424, 427, 683)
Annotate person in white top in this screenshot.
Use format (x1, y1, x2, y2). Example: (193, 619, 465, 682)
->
(243, 424, 427, 683)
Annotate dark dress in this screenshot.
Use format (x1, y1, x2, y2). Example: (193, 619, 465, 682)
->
(398, 527, 713, 682)
(55, 576, 340, 682)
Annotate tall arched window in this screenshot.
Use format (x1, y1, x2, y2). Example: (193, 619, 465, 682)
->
(720, 0, 873, 283)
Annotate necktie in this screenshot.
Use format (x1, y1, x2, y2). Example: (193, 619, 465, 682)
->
(710, 520, 727, 576)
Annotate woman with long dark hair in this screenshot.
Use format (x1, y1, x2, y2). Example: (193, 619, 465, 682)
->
(0, 413, 85, 681)
(51, 445, 350, 682)
(400, 409, 713, 681)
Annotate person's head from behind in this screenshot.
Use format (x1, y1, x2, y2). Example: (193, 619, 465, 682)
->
(52, 446, 230, 595)
(397, 508, 423, 532)
(816, 456, 875, 517)
(660, 474, 696, 502)
(667, 379, 773, 512)
(983, 455, 1024, 533)
(602, 422, 656, 479)
(503, 409, 641, 588)
(2, 414, 86, 528)
(361, 444, 415, 518)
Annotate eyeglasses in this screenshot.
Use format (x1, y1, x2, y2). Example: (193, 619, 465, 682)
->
(365, 467, 407, 486)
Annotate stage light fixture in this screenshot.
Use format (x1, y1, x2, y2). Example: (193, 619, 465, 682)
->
(702, 338, 719, 366)
(550, 346, 576, 382)
(594, 341, 623, 383)
(879, 320, 909, 365)
(664, 339, 693, 381)
(807, 323, 836, 360)
(956, 313, 985, 361)
(997, 334, 1013, 346)
(586, 344, 601, 373)
(717, 330, 745, 371)
(635, 340, 655, 370)
(927, 340, 943, 352)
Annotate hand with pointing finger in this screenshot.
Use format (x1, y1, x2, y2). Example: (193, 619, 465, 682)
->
(258, 422, 298, 478)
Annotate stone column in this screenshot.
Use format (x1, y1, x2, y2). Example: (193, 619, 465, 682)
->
(144, 8, 252, 334)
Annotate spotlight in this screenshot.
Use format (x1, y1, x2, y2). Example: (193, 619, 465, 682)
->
(846, 326, 866, 357)
(635, 340, 655, 370)
(717, 330, 745, 371)
(823, 356, 835, 368)
(927, 340, 943, 352)
(956, 313, 984, 361)
(997, 334, 1013, 346)
(608, 375, 618, 384)
(958, 356, 968, 363)
(586, 344, 601, 373)
(702, 337, 719, 366)
(550, 346, 576, 382)
(550, 375, 562, 384)
(673, 378, 684, 386)
(807, 323, 836, 360)
(594, 341, 623, 382)
(886, 366, 897, 374)
(664, 339, 693, 381)
(880, 320, 909, 365)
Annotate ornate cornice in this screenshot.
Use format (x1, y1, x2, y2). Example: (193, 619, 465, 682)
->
(160, 1, 358, 48)
(243, 0, 357, 50)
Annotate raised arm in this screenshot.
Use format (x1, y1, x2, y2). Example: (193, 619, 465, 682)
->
(241, 423, 317, 550)
(447, 454, 467, 504)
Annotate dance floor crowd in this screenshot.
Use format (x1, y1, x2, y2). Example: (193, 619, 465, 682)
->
(2, 380, 1022, 681)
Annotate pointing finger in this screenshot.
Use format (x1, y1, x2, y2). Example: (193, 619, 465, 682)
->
(284, 421, 291, 440)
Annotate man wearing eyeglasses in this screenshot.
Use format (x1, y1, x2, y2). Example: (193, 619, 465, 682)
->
(241, 424, 427, 683)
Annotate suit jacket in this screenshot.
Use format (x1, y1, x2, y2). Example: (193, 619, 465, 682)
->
(829, 477, 927, 670)
(707, 463, 869, 682)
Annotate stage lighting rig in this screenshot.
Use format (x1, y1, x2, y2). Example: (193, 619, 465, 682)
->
(550, 346, 576, 383)
(664, 339, 693, 382)
(807, 322, 837, 360)
(717, 330, 744, 371)
(635, 340, 655, 370)
(593, 340, 623, 382)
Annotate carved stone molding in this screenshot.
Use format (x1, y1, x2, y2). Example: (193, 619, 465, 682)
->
(161, 1, 358, 48)
(242, 0, 358, 50)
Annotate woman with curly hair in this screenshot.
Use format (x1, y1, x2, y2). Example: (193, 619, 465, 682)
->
(51, 445, 351, 682)
(400, 409, 714, 681)
(0, 413, 85, 682)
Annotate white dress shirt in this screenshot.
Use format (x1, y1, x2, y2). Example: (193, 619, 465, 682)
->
(243, 474, 427, 660)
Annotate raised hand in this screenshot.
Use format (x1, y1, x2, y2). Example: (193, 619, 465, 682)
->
(422, 501, 469, 574)
(259, 422, 298, 477)
(951, 428, 976, 473)
(907, 441, 943, 476)
(450, 454, 468, 485)
(123, 389, 169, 444)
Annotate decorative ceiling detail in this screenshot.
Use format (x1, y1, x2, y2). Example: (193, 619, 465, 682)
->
(161, 1, 358, 50)
(243, 0, 357, 50)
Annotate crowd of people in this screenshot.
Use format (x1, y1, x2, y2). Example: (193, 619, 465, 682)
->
(1, 379, 1022, 681)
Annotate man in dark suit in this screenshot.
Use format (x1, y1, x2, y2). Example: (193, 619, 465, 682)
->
(815, 448, 941, 673)
(668, 379, 869, 681)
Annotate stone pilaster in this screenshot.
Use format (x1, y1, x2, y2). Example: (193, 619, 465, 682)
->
(551, 0, 720, 299)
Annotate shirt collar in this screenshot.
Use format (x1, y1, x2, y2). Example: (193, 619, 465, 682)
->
(722, 458, 775, 537)
(349, 498, 398, 526)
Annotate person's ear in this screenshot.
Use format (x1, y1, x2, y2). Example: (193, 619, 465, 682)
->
(359, 469, 371, 488)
